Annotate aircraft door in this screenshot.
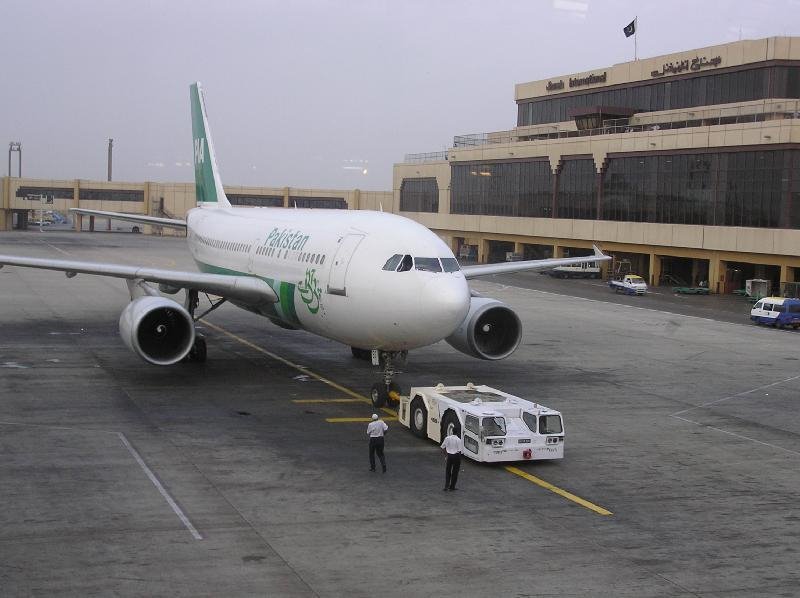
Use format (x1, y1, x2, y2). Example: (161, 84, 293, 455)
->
(327, 233, 364, 296)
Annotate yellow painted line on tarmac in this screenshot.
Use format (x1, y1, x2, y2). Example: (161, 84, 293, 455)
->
(292, 398, 365, 404)
(201, 320, 368, 401)
(326, 417, 399, 423)
(202, 320, 605, 515)
(201, 320, 398, 421)
(504, 466, 613, 516)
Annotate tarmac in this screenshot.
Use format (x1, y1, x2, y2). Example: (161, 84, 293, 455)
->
(1, 229, 799, 597)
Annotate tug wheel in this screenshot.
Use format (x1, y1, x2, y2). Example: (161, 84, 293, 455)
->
(409, 397, 427, 439)
(370, 383, 387, 408)
(441, 411, 461, 440)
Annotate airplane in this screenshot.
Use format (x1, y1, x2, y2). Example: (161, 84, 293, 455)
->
(0, 82, 610, 407)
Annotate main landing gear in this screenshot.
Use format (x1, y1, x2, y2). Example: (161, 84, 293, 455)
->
(182, 289, 227, 363)
(367, 350, 407, 409)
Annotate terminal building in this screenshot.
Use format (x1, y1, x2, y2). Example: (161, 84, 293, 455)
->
(394, 36, 800, 293)
(2, 36, 799, 294)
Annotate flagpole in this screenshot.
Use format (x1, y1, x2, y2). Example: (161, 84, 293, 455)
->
(634, 16, 638, 60)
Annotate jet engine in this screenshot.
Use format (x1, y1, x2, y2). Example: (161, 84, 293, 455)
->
(119, 296, 195, 365)
(445, 297, 522, 360)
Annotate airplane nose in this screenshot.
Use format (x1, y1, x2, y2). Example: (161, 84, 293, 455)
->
(422, 277, 470, 329)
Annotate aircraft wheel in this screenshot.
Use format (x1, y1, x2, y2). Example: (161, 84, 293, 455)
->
(370, 383, 387, 408)
(441, 411, 461, 439)
(351, 347, 371, 360)
(188, 336, 207, 363)
(409, 397, 427, 439)
(195, 337, 207, 362)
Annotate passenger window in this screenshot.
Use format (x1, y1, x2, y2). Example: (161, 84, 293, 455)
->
(441, 258, 461, 272)
(414, 257, 442, 272)
(397, 255, 413, 272)
(764, 304, 774, 311)
(320, 255, 326, 265)
(465, 415, 479, 435)
(382, 254, 403, 271)
(775, 305, 786, 313)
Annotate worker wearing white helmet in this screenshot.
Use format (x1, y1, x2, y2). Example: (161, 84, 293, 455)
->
(366, 413, 388, 473)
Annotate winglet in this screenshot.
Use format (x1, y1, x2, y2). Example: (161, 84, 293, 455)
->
(190, 82, 231, 208)
(592, 244, 606, 258)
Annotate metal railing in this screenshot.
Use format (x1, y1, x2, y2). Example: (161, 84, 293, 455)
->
(402, 100, 800, 163)
(403, 150, 449, 163)
(457, 100, 800, 146)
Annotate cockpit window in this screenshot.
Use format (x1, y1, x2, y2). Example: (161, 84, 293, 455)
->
(397, 255, 413, 272)
(414, 257, 442, 272)
(382, 254, 403, 271)
(441, 257, 461, 272)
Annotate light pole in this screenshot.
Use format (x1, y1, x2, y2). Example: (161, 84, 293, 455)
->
(8, 141, 21, 177)
(107, 138, 113, 181)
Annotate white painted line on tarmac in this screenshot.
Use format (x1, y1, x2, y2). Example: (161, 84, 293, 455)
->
(671, 374, 800, 417)
(0, 421, 203, 540)
(671, 415, 800, 457)
(41, 240, 71, 256)
(669, 374, 800, 456)
(117, 433, 203, 540)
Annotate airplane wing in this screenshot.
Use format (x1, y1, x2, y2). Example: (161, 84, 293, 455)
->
(460, 244, 611, 279)
(70, 208, 187, 229)
(0, 254, 277, 305)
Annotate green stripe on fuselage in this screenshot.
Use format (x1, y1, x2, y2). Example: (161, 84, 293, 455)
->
(194, 260, 300, 327)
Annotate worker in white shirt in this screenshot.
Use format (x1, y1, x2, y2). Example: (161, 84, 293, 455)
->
(366, 413, 388, 473)
(440, 432, 463, 491)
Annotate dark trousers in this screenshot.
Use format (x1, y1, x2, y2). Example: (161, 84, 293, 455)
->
(445, 453, 461, 489)
(369, 437, 386, 471)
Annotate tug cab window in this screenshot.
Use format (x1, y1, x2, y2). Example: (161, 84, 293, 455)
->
(539, 415, 563, 435)
(414, 257, 442, 272)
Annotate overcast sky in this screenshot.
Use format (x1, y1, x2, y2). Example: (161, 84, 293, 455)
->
(2, 0, 798, 190)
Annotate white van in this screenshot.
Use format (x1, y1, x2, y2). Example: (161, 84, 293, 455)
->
(750, 297, 800, 328)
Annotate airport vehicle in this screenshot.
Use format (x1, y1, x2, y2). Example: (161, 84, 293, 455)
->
(609, 274, 648, 295)
(0, 82, 609, 405)
(750, 297, 800, 328)
(545, 261, 601, 279)
(398, 383, 565, 462)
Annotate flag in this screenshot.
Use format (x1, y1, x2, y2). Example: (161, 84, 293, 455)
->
(623, 18, 636, 38)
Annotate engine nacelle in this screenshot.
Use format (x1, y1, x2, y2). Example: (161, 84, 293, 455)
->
(445, 297, 522, 360)
(119, 296, 195, 365)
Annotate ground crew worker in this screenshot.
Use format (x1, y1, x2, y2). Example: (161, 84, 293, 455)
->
(366, 413, 388, 473)
(441, 432, 463, 491)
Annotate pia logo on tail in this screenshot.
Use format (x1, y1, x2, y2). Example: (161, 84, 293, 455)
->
(193, 138, 205, 165)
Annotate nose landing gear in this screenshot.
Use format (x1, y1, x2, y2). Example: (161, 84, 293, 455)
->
(369, 350, 407, 408)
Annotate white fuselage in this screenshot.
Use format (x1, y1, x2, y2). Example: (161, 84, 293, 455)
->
(186, 206, 470, 350)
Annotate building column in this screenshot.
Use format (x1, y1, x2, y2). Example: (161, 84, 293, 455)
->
(553, 244, 565, 258)
(0, 176, 8, 231)
(709, 257, 723, 295)
(780, 264, 792, 285)
(649, 253, 662, 287)
(478, 238, 489, 264)
(282, 186, 290, 208)
(514, 241, 524, 257)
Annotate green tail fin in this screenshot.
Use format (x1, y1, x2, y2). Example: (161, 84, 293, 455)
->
(190, 82, 231, 207)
